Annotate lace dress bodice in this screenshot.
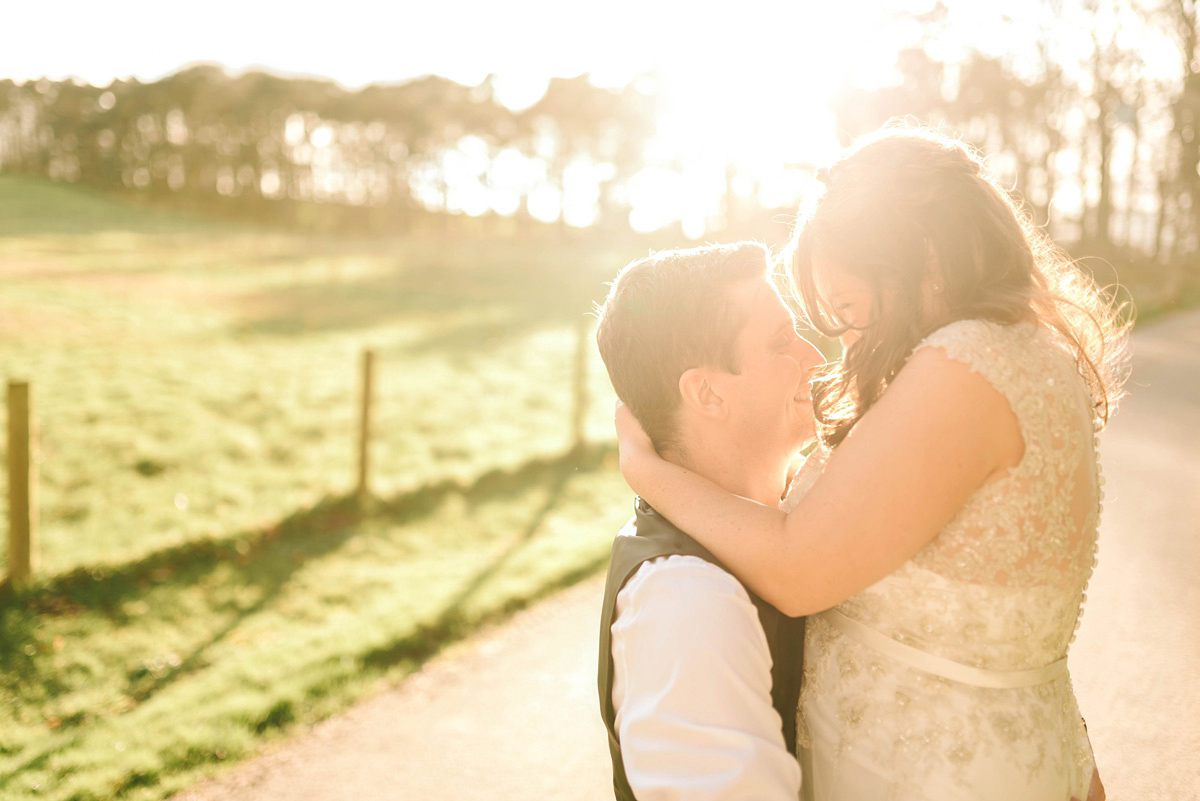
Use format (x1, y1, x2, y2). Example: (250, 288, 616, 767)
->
(788, 319, 1102, 801)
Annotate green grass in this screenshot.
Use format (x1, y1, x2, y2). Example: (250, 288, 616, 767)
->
(0, 174, 641, 799)
(0, 449, 632, 801)
(0, 174, 626, 575)
(1129, 283, 1200, 326)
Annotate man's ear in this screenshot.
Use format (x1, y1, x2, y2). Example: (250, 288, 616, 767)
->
(678, 367, 728, 420)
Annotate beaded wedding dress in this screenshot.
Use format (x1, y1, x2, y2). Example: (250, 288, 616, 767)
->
(785, 319, 1102, 801)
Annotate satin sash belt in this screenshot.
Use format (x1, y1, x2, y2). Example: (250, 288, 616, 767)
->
(825, 609, 1068, 689)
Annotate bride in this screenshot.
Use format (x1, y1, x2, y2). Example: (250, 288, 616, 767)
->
(614, 127, 1128, 800)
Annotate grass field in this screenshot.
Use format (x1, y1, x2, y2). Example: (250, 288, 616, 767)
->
(0, 175, 641, 799)
(0, 455, 631, 800)
(0, 175, 632, 575)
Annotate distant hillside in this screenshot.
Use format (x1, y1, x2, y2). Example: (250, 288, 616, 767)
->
(0, 174, 226, 237)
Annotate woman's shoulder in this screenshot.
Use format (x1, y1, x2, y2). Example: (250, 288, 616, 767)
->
(916, 317, 1032, 353)
(909, 318, 1050, 409)
(913, 317, 1046, 372)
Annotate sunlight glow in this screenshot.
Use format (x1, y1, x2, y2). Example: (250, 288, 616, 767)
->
(430, 1, 926, 230)
(586, 0, 949, 232)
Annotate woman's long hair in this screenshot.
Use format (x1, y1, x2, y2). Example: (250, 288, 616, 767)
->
(784, 125, 1131, 448)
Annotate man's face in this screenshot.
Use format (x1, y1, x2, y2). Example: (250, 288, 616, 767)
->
(716, 276, 825, 461)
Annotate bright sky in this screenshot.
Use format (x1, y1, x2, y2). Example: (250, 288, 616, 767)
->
(4, 1, 918, 91)
(7, 0, 1172, 98)
(3, 1, 938, 127)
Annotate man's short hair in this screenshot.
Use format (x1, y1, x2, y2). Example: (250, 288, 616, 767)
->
(595, 242, 769, 455)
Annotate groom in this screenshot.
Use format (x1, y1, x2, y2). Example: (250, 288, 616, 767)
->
(594, 242, 824, 800)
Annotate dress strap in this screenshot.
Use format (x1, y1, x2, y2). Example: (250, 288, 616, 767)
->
(824, 610, 1068, 689)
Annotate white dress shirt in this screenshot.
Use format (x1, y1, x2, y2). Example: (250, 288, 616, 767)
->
(609, 534, 802, 800)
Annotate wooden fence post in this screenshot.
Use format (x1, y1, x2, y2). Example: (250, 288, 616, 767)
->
(357, 349, 376, 500)
(570, 316, 590, 452)
(7, 380, 36, 588)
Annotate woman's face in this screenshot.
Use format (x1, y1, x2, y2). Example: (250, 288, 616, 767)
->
(811, 254, 873, 351)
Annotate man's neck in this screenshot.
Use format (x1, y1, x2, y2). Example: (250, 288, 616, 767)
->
(667, 435, 787, 508)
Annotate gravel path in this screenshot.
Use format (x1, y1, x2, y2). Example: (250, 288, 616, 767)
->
(173, 310, 1200, 801)
(1069, 308, 1200, 799)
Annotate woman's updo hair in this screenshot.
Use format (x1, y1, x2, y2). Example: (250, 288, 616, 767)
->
(785, 124, 1130, 448)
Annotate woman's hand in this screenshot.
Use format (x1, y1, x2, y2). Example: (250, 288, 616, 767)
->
(603, 342, 1020, 617)
(614, 401, 658, 491)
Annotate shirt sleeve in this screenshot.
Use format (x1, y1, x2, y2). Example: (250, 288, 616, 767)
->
(610, 555, 802, 801)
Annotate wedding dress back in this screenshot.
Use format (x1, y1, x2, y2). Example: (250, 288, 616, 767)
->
(788, 318, 1102, 801)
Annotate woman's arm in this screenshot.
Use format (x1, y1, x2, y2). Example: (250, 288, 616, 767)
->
(618, 346, 1023, 616)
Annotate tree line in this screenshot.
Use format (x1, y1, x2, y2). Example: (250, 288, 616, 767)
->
(0, 66, 660, 235)
(0, 0, 1197, 298)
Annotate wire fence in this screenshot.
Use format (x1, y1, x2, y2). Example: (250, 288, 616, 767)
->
(4, 315, 600, 590)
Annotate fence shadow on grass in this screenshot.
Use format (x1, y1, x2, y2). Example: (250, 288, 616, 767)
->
(358, 454, 609, 674)
(116, 443, 615, 713)
(0, 442, 615, 618)
(0, 443, 617, 790)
